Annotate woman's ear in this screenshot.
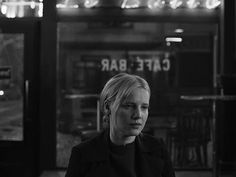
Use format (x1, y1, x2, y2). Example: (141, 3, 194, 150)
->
(104, 101, 110, 115)
(103, 101, 111, 126)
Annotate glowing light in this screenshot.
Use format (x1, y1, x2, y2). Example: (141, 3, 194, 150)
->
(38, 2, 43, 17)
(1, 4, 8, 15)
(147, 0, 165, 9)
(165, 37, 183, 42)
(30, 1, 36, 9)
(56, 3, 79, 8)
(187, 0, 200, 9)
(1, 1, 38, 6)
(84, 0, 99, 8)
(205, 0, 221, 9)
(56, 0, 79, 9)
(70, 4, 79, 8)
(56, 4, 66, 8)
(0, 0, 222, 18)
(8, 14, 16, 18)
(121, 0, 141, 9)
(169, 0, 183, 9)
(0, 90, 4, 96)
(174, 28, 184, 33)
(18, 4, 25, 17)
(0, 1, 44, 17)
(5, 5, 17, 18)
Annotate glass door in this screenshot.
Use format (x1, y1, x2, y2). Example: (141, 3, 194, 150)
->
(0, 20, 40, 177)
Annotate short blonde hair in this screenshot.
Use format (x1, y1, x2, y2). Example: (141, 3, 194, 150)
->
(100, 73, 150, 123)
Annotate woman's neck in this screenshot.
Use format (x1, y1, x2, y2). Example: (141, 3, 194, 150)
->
(110, 130, 136, 146)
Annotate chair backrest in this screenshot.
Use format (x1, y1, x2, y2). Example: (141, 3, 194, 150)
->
(178, 107, 211, 142)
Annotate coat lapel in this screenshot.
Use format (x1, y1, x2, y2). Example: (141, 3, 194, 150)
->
(136, 134, 165, 177)
(83, 131, 166, 177)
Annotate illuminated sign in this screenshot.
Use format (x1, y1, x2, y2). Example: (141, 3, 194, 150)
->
(101, 55, 171, 72)
(56, 0, 221, 9)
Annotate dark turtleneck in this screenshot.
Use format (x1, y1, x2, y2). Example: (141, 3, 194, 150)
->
(108, 137, 137, 177)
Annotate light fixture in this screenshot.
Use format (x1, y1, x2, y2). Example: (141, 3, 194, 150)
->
(174, 28, 184, 33)
(166, 42, 171, 46)
(0, 90, 4, 96)
(165, 37, 183, 42)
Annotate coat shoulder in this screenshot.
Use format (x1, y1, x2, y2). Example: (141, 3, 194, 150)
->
(71, 130, 108, 162)
(73, 131, 104, 151)
(138, 133, 168, 157)
(140, 133, 165, 146)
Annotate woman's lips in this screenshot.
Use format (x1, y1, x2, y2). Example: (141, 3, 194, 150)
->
(129, 123, 142, 128)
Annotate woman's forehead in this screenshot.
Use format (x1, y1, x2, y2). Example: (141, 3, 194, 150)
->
(122, 88, 150, 103)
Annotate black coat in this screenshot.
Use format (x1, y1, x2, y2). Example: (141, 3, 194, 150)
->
(65, 130, 175, 177)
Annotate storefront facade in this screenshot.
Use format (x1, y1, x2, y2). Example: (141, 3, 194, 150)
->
(0, 1, 235, 177)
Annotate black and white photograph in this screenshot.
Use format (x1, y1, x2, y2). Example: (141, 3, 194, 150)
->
(0, 0, 235, 177)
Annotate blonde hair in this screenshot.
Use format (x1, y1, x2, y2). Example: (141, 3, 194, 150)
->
(100, 73, 150, 125)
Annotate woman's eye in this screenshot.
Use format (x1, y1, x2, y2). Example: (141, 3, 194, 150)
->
(122, 104, 134, 109)
(142, 106, 149, 110)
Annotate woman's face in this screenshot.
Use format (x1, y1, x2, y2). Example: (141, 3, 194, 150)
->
(110, 88, 150, 138)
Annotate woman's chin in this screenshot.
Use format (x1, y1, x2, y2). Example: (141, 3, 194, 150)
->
(126, 129, 141, 136)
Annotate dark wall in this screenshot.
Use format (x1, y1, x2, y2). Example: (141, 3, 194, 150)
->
(218, 0, 236, 172)
(217, 76, 236, 171)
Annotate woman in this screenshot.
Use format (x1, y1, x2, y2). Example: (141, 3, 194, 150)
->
(65, 73, 175, 177)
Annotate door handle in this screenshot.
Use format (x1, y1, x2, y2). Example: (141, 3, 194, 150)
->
(25, 80, 30, 122)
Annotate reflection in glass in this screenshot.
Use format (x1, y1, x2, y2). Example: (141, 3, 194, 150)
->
(0, 34, 24, 141)
(56, 22, 216, 169)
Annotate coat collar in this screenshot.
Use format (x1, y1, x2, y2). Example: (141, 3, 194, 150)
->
(83, 130, 166, 177)
(85, 129, 158, 162)
(136, 133, 158, 153)
(84, 130, 110, 162)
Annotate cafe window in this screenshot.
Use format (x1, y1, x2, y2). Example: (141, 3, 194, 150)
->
(56, 21, 217, 169)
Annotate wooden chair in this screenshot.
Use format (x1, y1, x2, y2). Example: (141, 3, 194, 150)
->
(167, 107, 211, 168)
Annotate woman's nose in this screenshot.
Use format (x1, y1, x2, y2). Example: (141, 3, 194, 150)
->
(133, 107, 142, 119)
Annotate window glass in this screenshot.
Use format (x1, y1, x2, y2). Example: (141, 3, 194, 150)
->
(57, 22, 216, 169)
(0, 34, 24, 141)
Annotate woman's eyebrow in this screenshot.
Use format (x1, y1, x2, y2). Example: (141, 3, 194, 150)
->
(142, 103, 149, 106)
(122, 101, 134, 105)
(123, 101, 149, 106)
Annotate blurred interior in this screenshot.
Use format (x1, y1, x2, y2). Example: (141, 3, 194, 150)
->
(56, 22, 216, 169)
